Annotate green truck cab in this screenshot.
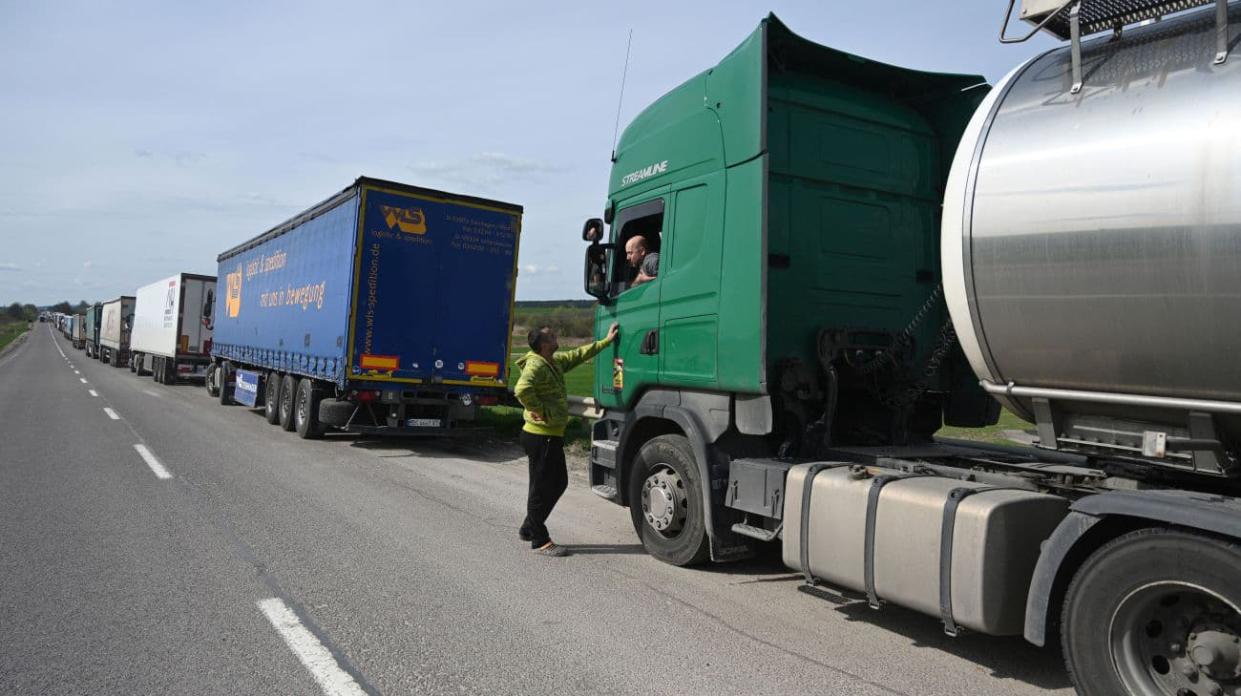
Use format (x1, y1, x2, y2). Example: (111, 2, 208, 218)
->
(581, 15, 998, 565)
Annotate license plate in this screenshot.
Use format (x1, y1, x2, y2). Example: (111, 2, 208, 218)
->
(406, 418, 442, 428)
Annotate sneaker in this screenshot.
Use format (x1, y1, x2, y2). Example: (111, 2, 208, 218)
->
(532, 542, 569, 557)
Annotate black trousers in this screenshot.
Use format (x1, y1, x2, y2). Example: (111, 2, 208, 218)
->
(519, 431, 567, 548)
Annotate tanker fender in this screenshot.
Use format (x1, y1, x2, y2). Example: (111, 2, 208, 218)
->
(1024, 489, 1241, 646)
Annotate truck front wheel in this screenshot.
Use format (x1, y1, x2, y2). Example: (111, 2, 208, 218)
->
(627, 434, 710, 567)
(1062, 528, 1241, 696)
(278, 374, 299, 431)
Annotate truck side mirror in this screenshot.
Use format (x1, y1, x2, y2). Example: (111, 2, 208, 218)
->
(582, 218, 605, 242)
(584, 244, 611, 304)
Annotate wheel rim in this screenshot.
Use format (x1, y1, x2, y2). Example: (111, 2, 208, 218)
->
(640, 464, 687, 537)
(296, 388, 307, 425)
(1109, 581, 1241, 696)
(281, 383, 292, 418)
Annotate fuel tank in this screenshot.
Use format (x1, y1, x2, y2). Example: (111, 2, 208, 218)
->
(943, 5, 1241, 433)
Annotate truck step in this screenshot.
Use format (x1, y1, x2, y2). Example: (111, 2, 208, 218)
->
(731, 522, 782, 542)
(591, 439, 618, 469)
(591, 484, 617, 499)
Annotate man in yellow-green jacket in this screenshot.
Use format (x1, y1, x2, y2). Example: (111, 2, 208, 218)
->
(513, 321, 618, 556)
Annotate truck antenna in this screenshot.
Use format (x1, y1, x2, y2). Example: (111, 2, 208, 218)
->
(610, 29, 634, 164)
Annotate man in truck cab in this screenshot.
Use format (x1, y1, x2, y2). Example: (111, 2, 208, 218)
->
(624, 234, 659, 287)
(514, 321, 619, 556)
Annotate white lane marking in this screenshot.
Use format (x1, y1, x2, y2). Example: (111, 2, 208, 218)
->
(79, 377, 87, 384)
(74, 370, 79, 374)
(143, 389, 162, 398)
(54, 338, 66, 358)
(104, 407, 119, 420)
(257, 598, 366, 696)
(132, 444, 172, 480)
(89, 390, 98, 397)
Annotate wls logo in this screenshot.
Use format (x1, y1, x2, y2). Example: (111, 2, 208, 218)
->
(381, 205, 427, 235)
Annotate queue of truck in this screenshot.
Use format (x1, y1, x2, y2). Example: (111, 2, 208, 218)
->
(38, 2, 1241, 694)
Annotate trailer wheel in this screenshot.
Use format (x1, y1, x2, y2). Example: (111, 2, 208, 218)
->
(1062, 528, 1241, 696)
(163, 359, 177, 385)
(217, 363, 233, 405)
(626, 434, 710, 567)
(154, 357, 164, 383)
(294, 379, 324, 440)
(132, 353, 142, 375)
(109, 350, 119, 368)
(278, 374, 299, 431)
(205, 363, 220, 397)
(264, 372, 282, 424)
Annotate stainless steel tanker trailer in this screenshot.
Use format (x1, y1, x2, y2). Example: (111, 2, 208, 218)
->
(583, 3, 1241, 695)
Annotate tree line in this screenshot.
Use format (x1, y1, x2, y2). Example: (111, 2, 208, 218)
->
(4, 301, 91, 321)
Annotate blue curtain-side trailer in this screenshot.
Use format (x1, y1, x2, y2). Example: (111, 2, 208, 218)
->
(208, 177, 522, 439)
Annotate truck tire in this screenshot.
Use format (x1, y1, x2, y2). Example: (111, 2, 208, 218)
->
(217, 363, 233, 405)
(130, 353, 138, 373)
(627, 434, 711, 567)
(205, 363, 220, 397)
(294, 379, 324, 440)
(154, 356, 163, 383)
(109, 350, 119, 368)
(1062, 528, 1241, 696)
(278, 374, 299, 431)
(163, 359, 177, 385)
(264, 372, 282, 424)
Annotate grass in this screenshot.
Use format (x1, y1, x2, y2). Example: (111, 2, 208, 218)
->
(475, 405, 593, 452)
(936, 408, 1032, 444)
(0, 321, 29, 352)
(507, 349, 596, 398)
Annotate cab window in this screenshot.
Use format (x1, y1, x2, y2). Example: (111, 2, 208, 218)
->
(611, 200, 664, 294)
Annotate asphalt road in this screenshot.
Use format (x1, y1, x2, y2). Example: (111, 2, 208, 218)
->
(1, 325, 1075, 695)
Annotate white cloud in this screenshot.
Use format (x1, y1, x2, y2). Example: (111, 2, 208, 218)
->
(523, 264, 539, 275)
(0, 262, 20, 272)
(408, 151, 562, 190)
(82, 260, 94, 269)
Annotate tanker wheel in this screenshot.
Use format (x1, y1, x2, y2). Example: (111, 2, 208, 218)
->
(263, 372, 282, 424)
(626, 434, 710, 567)
(278, 374, 299, 432)
(205, 363, 220, 397)
(1062, 528, 1241, 696)
(294, 378, 324, 440)
(216, 363, 233, 405)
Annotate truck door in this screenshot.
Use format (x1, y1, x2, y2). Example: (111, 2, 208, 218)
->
(596, 195, 666, 410)
(657, 176, 722, 386)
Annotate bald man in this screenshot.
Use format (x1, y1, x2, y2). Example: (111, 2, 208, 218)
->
(624, 235, 660, 287)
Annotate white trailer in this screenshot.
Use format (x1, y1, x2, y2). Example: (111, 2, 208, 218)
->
(130, 273, 217, 384)
(98, 296, 135, 367)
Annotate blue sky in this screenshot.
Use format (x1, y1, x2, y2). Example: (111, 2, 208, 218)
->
(0, 1, 1057, 305)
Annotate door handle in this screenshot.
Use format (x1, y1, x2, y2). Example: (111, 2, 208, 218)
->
(640, 329, 659, 355)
